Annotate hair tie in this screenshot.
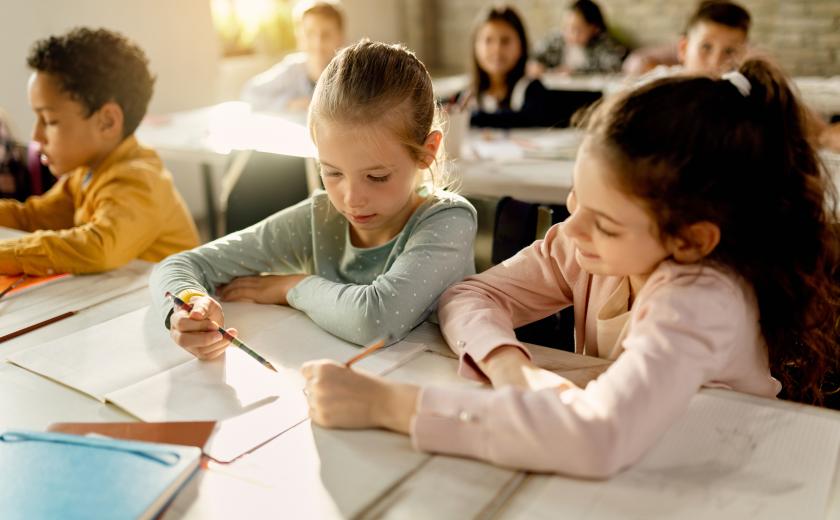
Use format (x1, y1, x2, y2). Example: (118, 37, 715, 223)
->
(722, 71, 751, 97)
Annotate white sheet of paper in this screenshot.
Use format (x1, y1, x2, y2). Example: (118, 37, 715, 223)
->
(221, 302, 427, 373)
(106, 347, 303, 422)
(7, 307, 190, 401)
(9, 300, 430, 428)
(497, 391, 840, 520)
(0, 260, 152, 341)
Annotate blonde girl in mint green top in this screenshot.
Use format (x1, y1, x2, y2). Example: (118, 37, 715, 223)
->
(151, 40, 476, 358)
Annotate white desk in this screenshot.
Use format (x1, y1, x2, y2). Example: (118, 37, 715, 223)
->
(3, 292, 839, 519)
(453, 128, 579, 205)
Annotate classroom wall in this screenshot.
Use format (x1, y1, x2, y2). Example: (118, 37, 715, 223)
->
(0, 0, 409, 135)
(436, 0, 840, 76)
(0, 0, 221, 138)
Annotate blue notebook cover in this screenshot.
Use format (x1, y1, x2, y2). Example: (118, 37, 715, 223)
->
(0, 430, 201, 520)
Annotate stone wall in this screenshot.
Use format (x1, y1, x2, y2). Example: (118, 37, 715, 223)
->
(434, 0, 840, 76)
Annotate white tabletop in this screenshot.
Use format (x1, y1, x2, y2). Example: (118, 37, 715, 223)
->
(136, 101, 316, 160)
(3, 299, 839, 518)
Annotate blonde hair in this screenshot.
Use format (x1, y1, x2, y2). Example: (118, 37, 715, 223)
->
(293, 0, 345, 30)
(308, 39, 456, 193)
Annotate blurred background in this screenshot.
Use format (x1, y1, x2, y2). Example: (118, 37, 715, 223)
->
(2, 0, 838, 133)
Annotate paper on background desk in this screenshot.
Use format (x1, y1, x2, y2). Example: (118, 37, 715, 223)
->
(0, 261, 152, 344)
(8, 303, 426, 422)
(498, 391, 840, 520)
(469, 129, 582, 161)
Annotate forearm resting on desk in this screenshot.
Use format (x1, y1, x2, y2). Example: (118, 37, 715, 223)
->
(480, 345, 578, 391)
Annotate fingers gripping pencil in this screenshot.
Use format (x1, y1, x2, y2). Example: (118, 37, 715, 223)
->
(165, 292, 278, 372)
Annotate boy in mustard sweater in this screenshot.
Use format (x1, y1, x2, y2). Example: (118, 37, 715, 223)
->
(0, 27, 199, 275)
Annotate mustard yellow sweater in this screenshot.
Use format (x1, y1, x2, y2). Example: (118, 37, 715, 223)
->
(0, 136, 199, 275)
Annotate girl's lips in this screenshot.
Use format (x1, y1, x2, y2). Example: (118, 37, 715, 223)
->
(349, 214, 376, 224)
(40, 153, 50, 166)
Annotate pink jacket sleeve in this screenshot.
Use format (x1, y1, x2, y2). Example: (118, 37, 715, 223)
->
(414, 265, 748, 478)
(437, 224, 585, 381)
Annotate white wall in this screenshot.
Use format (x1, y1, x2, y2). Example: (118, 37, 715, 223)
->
(0, 0, 221, 137)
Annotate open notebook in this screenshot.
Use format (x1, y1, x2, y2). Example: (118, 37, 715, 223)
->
(8, 304, 426, 455)
(0, 260, 152, 343)
(0, 430, 200, 520)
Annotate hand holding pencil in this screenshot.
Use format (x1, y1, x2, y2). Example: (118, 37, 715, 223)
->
(301, 335, 419, 433)
(166, 292, 277, 372)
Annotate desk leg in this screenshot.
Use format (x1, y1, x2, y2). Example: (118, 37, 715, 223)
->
(201, 162, 219, 240)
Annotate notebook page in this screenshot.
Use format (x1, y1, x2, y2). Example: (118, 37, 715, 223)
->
(0, 260, 152, 341)
(107, 303, 427, 423)
(7, 306, 192, 401)
(105, 347, 304, 422)
(497, 391, 840, 520)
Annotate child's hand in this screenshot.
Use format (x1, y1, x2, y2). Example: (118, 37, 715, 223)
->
(217, 274, 308, 305)
(169, 295, 235, 360)
(481, 345, 575, 391)
(301, 360, 420, 434)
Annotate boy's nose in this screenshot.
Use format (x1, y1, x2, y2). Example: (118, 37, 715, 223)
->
(31, 124, 46, 145)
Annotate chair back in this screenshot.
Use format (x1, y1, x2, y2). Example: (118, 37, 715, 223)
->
(222, 150, 310, 233)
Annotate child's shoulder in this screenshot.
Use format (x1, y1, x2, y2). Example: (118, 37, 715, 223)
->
(640, 261, 755, 315)
(418, 190, 477, 220)
(101, 137, 164, 181)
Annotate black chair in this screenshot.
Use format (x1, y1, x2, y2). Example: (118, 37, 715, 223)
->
(466, 194, 575, 350)
(221, 150, 311, 234)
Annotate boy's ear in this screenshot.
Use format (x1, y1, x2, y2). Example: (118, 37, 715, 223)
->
(417, 130, 443, 169)
(96, 101, 124, 139)
(677, 36, 688, 64)
(669, 221, 720, 263)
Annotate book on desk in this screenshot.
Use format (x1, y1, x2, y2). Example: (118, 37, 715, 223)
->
(0, 430, 200, 520)
(8, 303, 426, 461)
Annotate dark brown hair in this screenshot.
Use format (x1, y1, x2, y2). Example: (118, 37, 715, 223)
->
(685, 0, 751, 35)
(27, 27, 155, 138)
(470, 5, 529, 108)
(582, 59, 840, 405)
(569, 0, 608, 34)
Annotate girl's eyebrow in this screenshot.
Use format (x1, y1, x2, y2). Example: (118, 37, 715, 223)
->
(319, 160, 391, 173)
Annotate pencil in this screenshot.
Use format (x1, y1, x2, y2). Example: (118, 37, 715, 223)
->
(344, 335, 393, 368)
(0, 310, 75, 343)
(165, 291, 278, 372)
(0, 274, 29, 300)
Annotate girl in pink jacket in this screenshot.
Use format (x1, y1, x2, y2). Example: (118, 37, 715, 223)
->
(302, 58, 840, 478)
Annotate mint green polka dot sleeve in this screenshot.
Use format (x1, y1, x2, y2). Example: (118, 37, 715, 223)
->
(151, 191, 477, 344)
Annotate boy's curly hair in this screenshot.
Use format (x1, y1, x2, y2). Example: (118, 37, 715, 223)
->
(27, 27, 155, 137)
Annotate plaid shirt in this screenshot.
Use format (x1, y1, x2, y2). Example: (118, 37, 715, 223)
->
(534, 31, 628, 74)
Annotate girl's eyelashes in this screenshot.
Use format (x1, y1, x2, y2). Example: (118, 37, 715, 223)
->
(368, 174, 390, 183)
(594, 220, 619, 238)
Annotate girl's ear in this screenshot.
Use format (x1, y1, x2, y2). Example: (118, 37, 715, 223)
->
(669, 221, 721, 263)
(417, 130, 443, 169)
